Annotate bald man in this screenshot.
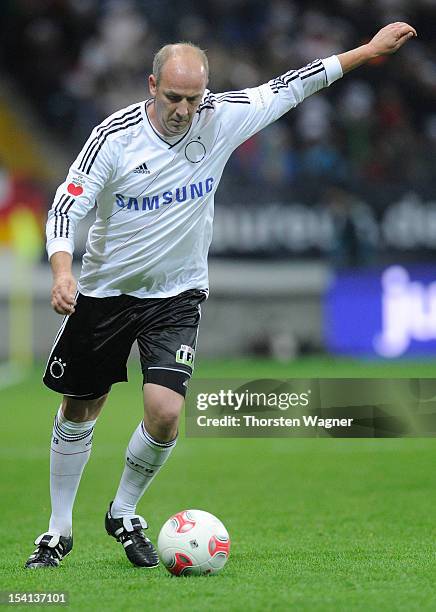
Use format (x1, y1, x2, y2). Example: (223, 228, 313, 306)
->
(26, 22, 416, 569)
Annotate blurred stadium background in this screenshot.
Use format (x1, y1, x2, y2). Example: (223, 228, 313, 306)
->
(1, 0, 436, 374)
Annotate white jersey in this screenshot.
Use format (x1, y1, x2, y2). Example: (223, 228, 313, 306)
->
(46, 56, 342, 298)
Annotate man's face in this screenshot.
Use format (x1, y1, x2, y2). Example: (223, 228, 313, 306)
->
(149, 55, 207, 138)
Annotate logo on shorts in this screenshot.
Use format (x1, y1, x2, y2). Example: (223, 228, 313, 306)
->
(50, 356, 67, 379)
(176, 344, 195, 367)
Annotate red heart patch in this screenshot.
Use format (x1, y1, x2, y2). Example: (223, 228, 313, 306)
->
(67, 183, 83, 196)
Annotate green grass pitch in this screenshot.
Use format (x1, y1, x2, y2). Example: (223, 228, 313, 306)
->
(1, 357, 436, 611)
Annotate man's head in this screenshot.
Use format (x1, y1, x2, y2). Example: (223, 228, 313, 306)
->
(148, 42, 209, 138)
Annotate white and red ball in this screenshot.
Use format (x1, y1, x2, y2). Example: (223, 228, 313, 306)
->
(157, 509, 230, 576)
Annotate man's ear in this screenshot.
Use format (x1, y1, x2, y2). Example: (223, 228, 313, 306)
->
(149, 74, 157, 96)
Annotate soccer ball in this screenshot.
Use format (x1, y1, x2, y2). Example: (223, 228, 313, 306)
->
(157, 509, 231, 576)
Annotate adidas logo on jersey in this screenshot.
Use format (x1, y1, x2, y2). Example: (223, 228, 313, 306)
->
(133, 162, 150, 174)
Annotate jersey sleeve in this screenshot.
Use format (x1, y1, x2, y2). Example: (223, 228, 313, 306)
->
(215, 55, 343, 148)
(46, 125, 115, 260)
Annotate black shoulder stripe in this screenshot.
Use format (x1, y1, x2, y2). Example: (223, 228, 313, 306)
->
(215, 92, 250, 105)
(80, 107, 141, 171)
(197, 93, 217, 113)
(284, 71, 299, 84)
(299, 59, 323, 72)
(216, 97, 250, 103)
(270, 71, 299, 94)
(197, 102, 215, 111)
(79, 107, 142, 173)
(53, 193, 69, 214)
(60, 199, 75, 238)
(60, 212, 64, 238)
(216, 90, 246, 96)
(53, 194, 74, 237)
(216, 97, 249, 103)
(198, 90, 250, 110)
(58, 196, 74, 238)
(63, 199, 75, 215)
(221, 100, 250, 104)
(217, 99, 250, 105)
(202, 97, 215, 106)
(63, 197, 76, 239)
(80, 111, 142, 173)
(53, 193, 68, 238)
(216, 91, 249, 100)
(197, 102, 214, 112)
(300, 66, 325, 80)
(196, 104, 215, 116)
(298, 60, 323, 76)
(96, 106, 141, 134)
(84, 115, 143, 175)
(269, 60, 325, 93)
(281, 68, 297, 79)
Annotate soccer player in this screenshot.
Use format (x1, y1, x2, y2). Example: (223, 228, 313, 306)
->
(25, 22, 416, 568)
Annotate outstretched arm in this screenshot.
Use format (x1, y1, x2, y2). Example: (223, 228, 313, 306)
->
(338, 22, 417, 74)
(213, 22, 417, 148)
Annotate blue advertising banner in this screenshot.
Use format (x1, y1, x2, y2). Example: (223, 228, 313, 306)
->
(324, 265, 436, 358)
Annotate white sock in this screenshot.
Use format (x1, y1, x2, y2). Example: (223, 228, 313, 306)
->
(111, 422, 177, 518)
(48, 406, 96, 537)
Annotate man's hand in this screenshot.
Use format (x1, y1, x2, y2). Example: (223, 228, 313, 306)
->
(51, 273, 77, 315)
(367, 22, 417, 58)
(338, 22, 417, 74)
(49, 251, 77, 315)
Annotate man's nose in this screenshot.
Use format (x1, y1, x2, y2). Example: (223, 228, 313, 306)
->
(175, 102, 189, 118)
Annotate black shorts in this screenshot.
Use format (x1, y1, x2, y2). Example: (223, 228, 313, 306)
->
(43, 289, 207, 399)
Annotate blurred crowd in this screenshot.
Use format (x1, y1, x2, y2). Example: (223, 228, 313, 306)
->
(1, 0, 436, 194)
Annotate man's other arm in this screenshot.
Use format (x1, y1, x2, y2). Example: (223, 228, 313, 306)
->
(46, 123, 114, 315)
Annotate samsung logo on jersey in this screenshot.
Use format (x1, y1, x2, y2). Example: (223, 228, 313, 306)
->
(115, 177, 214, 212)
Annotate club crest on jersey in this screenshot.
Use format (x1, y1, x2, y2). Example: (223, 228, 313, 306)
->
(176, 344, 195, 366)
(185, 139, 206, 163)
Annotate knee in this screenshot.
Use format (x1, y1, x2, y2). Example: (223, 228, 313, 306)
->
(62, 393, 108, 422)
(143, 388, 184, 441)
(146, 402, 181, 431)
